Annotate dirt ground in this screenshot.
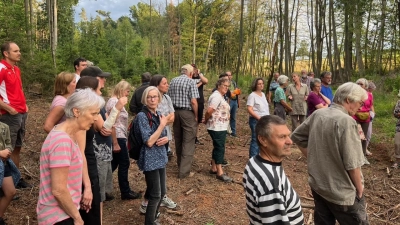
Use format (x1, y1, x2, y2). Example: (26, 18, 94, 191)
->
(5, 91, 400, 225)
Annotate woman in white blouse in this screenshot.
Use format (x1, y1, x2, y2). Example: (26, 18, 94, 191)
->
(247, 78, 270, 158)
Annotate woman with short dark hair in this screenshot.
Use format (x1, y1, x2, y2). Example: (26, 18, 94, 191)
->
(247, 78, 270, 158)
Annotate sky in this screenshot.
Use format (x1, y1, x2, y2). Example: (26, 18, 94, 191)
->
(74, 0, 178, 22)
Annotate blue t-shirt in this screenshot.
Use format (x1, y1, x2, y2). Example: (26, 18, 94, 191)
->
(321, 85, 334, 103)
(135, 110, 168, 171)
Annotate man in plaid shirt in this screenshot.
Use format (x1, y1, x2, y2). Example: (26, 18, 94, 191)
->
(168, 64, 200, 178)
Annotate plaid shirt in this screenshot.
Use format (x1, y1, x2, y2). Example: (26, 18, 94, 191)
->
(168, 74, 199, 110)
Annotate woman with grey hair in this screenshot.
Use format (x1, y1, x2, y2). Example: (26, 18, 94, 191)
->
(134, 86, 169, 225)
(353, 78, 374, 165)
(273, 75, 292, 120)
(247, 78, 270, 158)
(37, 88, 104, 225)
(307, 78, 331, 115)
(287, 73, 309, 131)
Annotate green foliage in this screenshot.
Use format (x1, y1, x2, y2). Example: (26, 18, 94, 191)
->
(371, 91, 397, 141)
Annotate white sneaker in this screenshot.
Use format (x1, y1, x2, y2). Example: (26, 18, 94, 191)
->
(160, 195, 177, 209)
(364, 157, 370, 165)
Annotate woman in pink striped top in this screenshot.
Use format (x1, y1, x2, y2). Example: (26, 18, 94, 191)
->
(37, 88, 104, 225)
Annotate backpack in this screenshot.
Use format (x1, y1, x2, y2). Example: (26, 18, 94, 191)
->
(128, 107, 152, 160)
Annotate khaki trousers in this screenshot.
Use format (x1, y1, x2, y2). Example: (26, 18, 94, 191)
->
(173, 110, 197, 178)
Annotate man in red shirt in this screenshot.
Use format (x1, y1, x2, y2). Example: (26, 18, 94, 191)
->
(0, 42, 31, 189)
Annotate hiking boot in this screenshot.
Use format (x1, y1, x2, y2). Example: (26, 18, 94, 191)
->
(160, 195, 177, 209)
(121, 191, 142, 200)
(16, 178, 32, 189)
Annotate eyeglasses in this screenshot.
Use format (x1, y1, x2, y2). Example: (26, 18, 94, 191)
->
(357, 83, 363, 86)
(222, 84, 230, 88)
(359, 100, 365, 107)
(147, 95, 159, 100)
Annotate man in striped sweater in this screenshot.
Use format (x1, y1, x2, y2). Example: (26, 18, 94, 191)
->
(243, 115, 304, 225)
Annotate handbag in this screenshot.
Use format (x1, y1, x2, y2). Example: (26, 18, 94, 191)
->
(355, 111, 370, 121)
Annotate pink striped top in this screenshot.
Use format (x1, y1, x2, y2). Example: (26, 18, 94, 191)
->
(36, 129, 83, 225)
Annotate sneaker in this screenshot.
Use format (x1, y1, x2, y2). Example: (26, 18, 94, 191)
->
(121, 191, 142, 200)
(139, 203, 160, 218)
(16, 178, 32, 189)
(216, 174, 233, 183)
(195, 138, 204, 145)
(160, 195, 177, 209)
(364, 157, 370, 165)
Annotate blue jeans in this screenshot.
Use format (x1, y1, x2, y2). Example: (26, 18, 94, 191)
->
(111, 138, 131, 195)
(249, 117, 259, 158)
(144, 168, 166, 225)
(229, 100, 238, 136)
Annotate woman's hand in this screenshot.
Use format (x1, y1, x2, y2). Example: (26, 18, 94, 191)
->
(288, 95, 293, 100)
(155, 137, 169, 146)
(100, 127, 112, 136)
(113, 142, 121, 153)
(160, 115, 168, 127)
(0, 149, 11, 159)
(114, 96, 128, 111)
(74, 217, 84, 225)
(80, 187, 93, 213)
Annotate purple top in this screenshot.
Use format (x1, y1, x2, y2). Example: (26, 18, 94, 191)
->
(307, 92, 326, 115)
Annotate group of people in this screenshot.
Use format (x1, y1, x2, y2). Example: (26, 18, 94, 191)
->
(244, 81, 371, 224)
(0, 40, 376, 225)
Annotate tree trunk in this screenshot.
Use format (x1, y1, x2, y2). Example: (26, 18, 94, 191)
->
(284, 0, 290, 76)
(375, 0, 387, 74)
(192, 0, 197, 64)
(204, 27, 214, 74)
(343, 1, 353, 81)
(235, 0, 244, 83)
(354, 3, 364, 75)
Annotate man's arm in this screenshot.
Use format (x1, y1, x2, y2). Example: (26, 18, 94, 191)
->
(0, 100, 17, 115)
(191, 98, 198, 122)
(348, 168, 364, 198)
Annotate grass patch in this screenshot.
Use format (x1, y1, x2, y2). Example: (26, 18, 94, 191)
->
(371, 91, 398, 143)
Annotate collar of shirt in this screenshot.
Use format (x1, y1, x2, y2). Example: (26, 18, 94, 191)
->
(330, 103, 348, 114)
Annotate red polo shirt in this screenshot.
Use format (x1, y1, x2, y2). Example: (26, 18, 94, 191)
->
(0, 60, 27, 114)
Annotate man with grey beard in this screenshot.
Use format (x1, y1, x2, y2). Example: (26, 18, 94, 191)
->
(320, 71, 333, 103)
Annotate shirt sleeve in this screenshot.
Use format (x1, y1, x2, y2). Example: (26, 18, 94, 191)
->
(49, 140, 73, 168)
(290, 117, 310, 148)
(275, 88, 285, 101)
(105, 98, 118, 114)
(137, 112, 153, 144)
(208, 94, 221, 110)
(339, 121, 365, 170)
(165, 95, 175, 113)
(189, 82, 200, 99)
(247, 93, 255, 106)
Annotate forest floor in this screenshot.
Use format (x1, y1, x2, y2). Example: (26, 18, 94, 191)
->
(5, 89, 400, 225)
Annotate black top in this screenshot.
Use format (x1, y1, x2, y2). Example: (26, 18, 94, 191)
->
(129, 82, 150, 114)
(93, 108, 113, 161)
(85, 126, 98, 181)
(192, 74, 205, 104)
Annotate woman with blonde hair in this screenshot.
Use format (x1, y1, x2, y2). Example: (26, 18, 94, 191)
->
(43, 72, 76, 133)
(107, 81, 141, 200)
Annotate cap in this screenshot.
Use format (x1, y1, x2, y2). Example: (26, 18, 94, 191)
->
(80, 66, 111, 78)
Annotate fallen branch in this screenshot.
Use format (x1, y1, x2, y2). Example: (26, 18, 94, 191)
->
(231, 170, 243, 174)
(23, 165, 38, 179)
(165, 209, 184, 216)
(185, 189, 194, 195)
(301, 203, 315, 209)
(390, 186, 400, 194)
(378, 203, 400, 216)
